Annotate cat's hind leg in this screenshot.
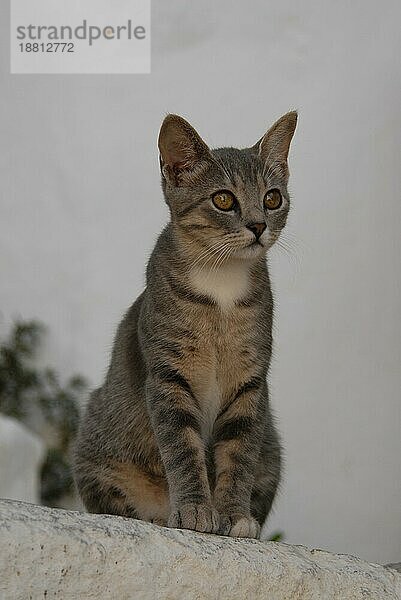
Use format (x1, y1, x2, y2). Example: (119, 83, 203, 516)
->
(75, 459, 170, 524)
(76, 475, 139, 518)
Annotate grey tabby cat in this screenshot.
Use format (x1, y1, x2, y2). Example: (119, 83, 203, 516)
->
(74, 111, 297, 538)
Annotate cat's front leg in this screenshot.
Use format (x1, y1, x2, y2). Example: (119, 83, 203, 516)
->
(212, 380, 265, 539)
(146, 374, 220, 534)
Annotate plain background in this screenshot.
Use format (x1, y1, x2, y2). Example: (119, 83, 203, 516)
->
(1, 0, 400, 564)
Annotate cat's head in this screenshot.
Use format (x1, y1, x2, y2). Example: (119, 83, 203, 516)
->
(158, 111, 297, 261)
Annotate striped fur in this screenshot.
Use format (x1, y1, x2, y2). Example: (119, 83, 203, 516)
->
(74, 112, 297, 538)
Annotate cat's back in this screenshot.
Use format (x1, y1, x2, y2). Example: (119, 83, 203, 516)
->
(81, 292, 147, 425)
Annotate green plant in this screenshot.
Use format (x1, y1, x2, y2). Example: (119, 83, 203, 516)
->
(0, 319, 87, 505)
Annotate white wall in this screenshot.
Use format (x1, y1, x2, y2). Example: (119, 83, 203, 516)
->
(0, 416, 44, 504)
(1, 0, 400, 564)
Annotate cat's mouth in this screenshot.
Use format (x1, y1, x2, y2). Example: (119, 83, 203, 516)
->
(231, 239, 266, 260)
(249, 240, 264, 248)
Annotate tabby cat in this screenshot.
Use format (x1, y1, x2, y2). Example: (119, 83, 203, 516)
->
(74, 111, 297, 538)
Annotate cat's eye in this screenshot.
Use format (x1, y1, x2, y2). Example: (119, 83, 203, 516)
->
(212, 190, 236, 212)
(264, 189, 282, 210)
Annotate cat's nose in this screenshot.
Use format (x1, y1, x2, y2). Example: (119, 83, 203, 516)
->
(246, 222, 267, 240)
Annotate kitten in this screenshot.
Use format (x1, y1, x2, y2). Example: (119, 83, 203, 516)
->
(74, 111, 297, 538)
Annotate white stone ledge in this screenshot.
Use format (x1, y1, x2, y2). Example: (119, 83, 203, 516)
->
(0, 499, 400, 599)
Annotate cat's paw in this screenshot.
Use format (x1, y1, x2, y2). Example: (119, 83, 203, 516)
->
(168, 503, 220, 534)
(150, 517, 167, 527)
(219, 513, 261, 539)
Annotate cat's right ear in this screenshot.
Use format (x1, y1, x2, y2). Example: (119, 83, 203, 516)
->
(158, 115, 211, 186)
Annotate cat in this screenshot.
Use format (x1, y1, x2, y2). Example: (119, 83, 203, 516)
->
(73, 111, 297, 538)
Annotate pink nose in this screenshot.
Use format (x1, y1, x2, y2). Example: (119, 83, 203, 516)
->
(247, 222, 266, 239)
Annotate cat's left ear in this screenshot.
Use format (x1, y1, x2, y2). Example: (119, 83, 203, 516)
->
(158, 114, 212, 186)
(253, 111, 297, 177)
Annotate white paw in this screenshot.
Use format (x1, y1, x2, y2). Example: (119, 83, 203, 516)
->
(219, 513, 260, 539)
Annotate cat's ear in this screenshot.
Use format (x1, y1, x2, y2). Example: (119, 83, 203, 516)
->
(253, 111, 297, 177)
(158, 114, 211, 185)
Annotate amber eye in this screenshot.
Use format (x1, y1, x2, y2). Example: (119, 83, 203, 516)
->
(212, 191, 236, 212)
(264, 189, 282, 210)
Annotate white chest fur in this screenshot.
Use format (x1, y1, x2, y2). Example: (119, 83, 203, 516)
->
(188, 260, 250, 436)
(189, 260, 250, 309)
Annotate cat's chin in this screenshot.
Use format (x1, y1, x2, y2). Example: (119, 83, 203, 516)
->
(233, 242, 267, 261)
